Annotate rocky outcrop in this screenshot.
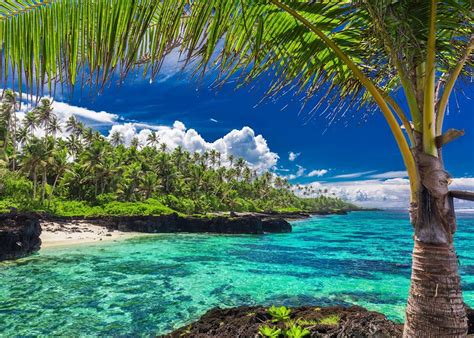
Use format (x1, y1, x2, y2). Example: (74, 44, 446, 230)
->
(65, 214, 292, 234)
(0, 213, 41, 261)
(165, 305, 403, 337)
(261, 217, 292, 233)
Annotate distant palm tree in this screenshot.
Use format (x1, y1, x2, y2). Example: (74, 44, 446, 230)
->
(33, 98, 54, 136)
(47, 116, 62, 139)
(146, 131, 159, 147)
(130, 137, 140, 149)
(65, 134, 83, 157)
(0, 90, 18, 169)
(110, 131, 124, 147)
(21, 137, 49, 199)
(65, 116, 80, 134)
(24, 111, 37, 136)
(15, 126, 29, 148)
(48, 147, 69, 207)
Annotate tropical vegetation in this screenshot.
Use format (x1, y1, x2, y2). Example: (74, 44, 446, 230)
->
(0, 92, 350, 216)
(0, 0, 473, 336)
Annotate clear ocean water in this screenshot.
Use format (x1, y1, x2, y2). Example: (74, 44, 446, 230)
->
(1, 210, 473, 336)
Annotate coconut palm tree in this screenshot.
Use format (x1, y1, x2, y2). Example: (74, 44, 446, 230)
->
(23, 111, 37, 137)
(110, 130, 125, 147)
(48, 146, 69, 207)
(0, 1, 473, 335)
(65, 116, 80, 134)
(146, 131, 160, 147)
(20, 137, 49, 200)
(47, 116, 62, 139)
(0, 90, 18, 169)
(65, 134, 83, 158)
(34, 98, 54, 137)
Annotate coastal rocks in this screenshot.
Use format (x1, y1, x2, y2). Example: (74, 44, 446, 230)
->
(262, 217, 292, 233)
(166, 305, 403, 337)
(89, 214, 292, 234)
(0, 213, 41, 261)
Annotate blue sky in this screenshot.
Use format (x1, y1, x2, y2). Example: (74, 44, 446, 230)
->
(65, 65, 474, 182)
(12, 56, 472, 208)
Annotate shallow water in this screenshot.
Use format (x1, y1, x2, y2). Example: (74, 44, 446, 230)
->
(1, 211, 473, 336)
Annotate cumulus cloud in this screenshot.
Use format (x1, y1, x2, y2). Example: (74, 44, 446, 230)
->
(107, 122, 278, 172)
(288, 151, 300, 161)
(5, 91, 278, 173)
(307, 169, 328, 177)
(212, 126, 279, 172)
(295, 177, 474, 209)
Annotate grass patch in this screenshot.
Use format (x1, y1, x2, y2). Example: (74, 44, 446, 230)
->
(318, 314, 340, 326)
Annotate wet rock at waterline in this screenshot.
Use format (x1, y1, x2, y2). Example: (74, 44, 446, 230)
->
(0, 213, 41, 261)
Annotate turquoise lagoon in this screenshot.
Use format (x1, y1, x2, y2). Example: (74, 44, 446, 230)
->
(1, 211, 473, 335)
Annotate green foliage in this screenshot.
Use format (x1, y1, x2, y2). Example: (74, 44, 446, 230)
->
(268, 306, 292, 323)
(0, 170, 33, 205)
(47, 199, 175, 217)
(258, 325, 281, 338)
(284, 324, 310, 338)
(0, 93, 354, 217)
(318, 314, 340, 326)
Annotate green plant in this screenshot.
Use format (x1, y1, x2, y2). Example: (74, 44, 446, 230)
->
(284, 324, 310, 338)
(268, 305, 291, 322)
(258, 325, 281, 338)
(319, 314, 340, 326)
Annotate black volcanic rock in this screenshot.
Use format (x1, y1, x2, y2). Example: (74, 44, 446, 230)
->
(85, 214, 292, 234)
(0, 213, 41, 261)
(262, 217, 292, 233)
(165, 305, 403, 337)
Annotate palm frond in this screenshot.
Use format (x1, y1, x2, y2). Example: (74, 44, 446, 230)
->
(0, 0, 471, 123)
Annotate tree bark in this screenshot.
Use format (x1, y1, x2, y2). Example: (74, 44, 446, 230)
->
(404, 142, 468, 337)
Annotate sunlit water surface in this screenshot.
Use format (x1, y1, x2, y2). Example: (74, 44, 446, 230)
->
(1, 211, 473, 335)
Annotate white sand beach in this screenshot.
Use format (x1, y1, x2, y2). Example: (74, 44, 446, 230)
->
(40, 220, 145, 248)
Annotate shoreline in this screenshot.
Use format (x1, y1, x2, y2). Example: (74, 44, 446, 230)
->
(1, 209, 366, 260)
(40, 219, 149, 249)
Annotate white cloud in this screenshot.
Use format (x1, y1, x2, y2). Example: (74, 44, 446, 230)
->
(295, 177, 474, 209)
(107, 122, 278, 172)
(283, 164, 306, 180)
(212, 126, 279, 172)
(332, 170, 377, 179)
(307, 169, 328, 177)
(288, 151, 300, 161)
(50, 101, 118, 124)
(11, 92, 118, 125)
(5, 90, 278, 173)
(369, 171, 408, 179)
(296, 165, 306, 176)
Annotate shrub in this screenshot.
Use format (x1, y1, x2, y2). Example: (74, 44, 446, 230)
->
(268, 305, 291, 322)
(258, 325, 281, 337)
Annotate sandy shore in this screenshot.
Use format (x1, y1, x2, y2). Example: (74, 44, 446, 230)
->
(40, 220, 146, 248)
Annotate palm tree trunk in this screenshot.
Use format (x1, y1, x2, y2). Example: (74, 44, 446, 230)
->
(404, 148, 468, 337)
(32, 169, 37, 200)
(41, 169, 47, 202)
(48, 174, 60, 208)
